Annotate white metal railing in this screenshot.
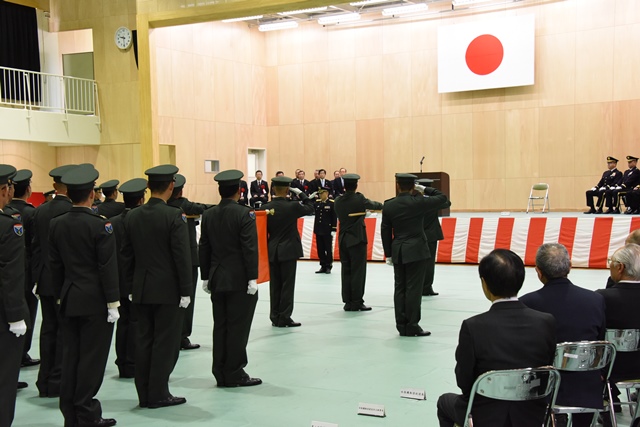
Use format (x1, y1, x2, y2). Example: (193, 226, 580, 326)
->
(0, 66, 99, 120)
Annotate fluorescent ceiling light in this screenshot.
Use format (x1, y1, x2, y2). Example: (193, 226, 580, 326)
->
(350, 0, 391, 5)
(452, 0, 495, 6)
(221, 15, 263, 23)
(258, 21, 299, 32)
(382, 3, 428, 15)
(317, 13, 361, 25)
(278, 6, 328, 15)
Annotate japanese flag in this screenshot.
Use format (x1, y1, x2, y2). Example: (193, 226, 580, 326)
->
(438, 14, 535, 93)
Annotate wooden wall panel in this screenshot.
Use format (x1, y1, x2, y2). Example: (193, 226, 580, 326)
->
(329, 121, 357, 174)
(472, 111, 506, 180)
(353, 24, 383, 58)
(505, 108, 539, 179)
(615, 0, 640, 26)
(538, 105, 575, 178)
(277, 64, 303, 125)
(411, 49, 441, 117)
(613, 23, 640, 101)
(327, 59, 355, 122)
(303, 123, 329, 169)
(277, 125, 304, 174)
(382, 20, 412, 55)
(535, 0, 576, 36)
(234, 62, 254, 125)
(171, 51, 195, 119)
(327, 27, 356, 60)
(537, 33, 576, 107)
(302, 62, 329, 124)
(213, 59, 236, 123)
(575, 28, 614, 104)
(383, 52, 411, 119)
(505, 178, 538, 211)
(411, 115, 442, 172)
(442, 113, 473, 180)
(192, 54, 215, 122)
(193, 120, 215, 186)
(300, 24, 328, 63)
(383, 117, 413, 178)
(355, 55, 383, 120)
(574, 102, 613, 177)
(356, 119, 384, 184)
(576, 0, 614, 31)
(449, 179, 473, 211)
(613, 100, 640, 157)
(473, 179, 506, 210)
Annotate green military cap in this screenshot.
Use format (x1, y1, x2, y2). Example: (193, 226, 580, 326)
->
(627, 155, 639, 162)
(43, 190, 56, 197)
(607, 156, 618, 163)
(215, 169, 244, 186)
(13, 169, 33, 185)
(61, 164, 99, 191)
(395, 173, 418, 184)
(49, 165, 78, 183)
(119, 178, 147, 198)
(174, 174, 186, 190)
(416, 178, 436, 187)
(100, 179, 119, 192)
(342, 173, 361, 183)
(145, 164, 179, 182)
(271, 176, 293, 187)
(0, 164, 17, 185)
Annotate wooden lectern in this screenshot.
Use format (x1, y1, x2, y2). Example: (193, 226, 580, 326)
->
(410, 172, 450, 217)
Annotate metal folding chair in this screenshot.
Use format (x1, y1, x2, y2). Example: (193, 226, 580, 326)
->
(606, 329, 640, 423)
(526, 183, 550, 213)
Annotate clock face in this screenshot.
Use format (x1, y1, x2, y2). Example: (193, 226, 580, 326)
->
(115, 26, 132, 50)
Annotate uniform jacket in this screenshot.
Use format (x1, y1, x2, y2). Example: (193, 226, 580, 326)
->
(110, 209, 131, 297)
(455, 301, 556, 427)
(31, 195, 73, 296)
(7, 199, 35, 284)
(333, 177, 345, 196)
(96, 198, 126, 219)
(238, 180, 249, 206)
(168, 196, 211, 267)
(199, 199, 258, 293)
(309, 178, 333, 197)
(0, 211, 28, 327)
(262, 194, 314, 262)
(313, 198, 337, 236)
(122, 197, 192, 304)
(621, 167, 640, 189)
(381, 188, 447, 264)
(334, 192, 382, 248)
(416, 193, 450, 242)
(595, 168, 622, 188)
(520, 278, 606, 408)
(250, 180, 270, 201)
(49, 207, 119, 317)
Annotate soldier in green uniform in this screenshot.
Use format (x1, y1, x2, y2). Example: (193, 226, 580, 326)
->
(49, 165, 120, 427)
(261, 176, 314, 327)
(381, 174, 448, 337)
(199, 170, 262, 387)
(313, 188, 337, 274)
(121, 164, 192, 409)
(96, 180, 125, 219)
(334, 174, 383, 311)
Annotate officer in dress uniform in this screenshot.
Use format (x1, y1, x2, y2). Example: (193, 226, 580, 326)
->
(334, 174, 383, 311)
(0, 164, 29, 427)
(168, 173, 212, 351)
(121, 165, 192, 409)
(381, 174, 447, 337)
(96, 180, 125, 218)
(238, 179, 250, 206)
(604, 155, 640, 214)
(585, 156, 622, 214)
(49, 165, 120, 427)
(261, 176, 314, 327)
(313, 188, 337, 274)
(199, 169, 262, 387)
(32, 164, 77, 398)
(43, 189, 56, 203)
(111, 178, 147, 379)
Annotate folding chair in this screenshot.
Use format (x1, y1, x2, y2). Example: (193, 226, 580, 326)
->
(461, 366, 560, 427)
(551, 341, 617, 427)
(527, 183, 550, 213)
(606, 329, 640, 424)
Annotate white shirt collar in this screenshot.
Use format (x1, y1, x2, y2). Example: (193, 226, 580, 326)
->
(492, 296, 519, 305)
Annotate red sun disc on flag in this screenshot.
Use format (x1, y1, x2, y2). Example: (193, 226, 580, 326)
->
(465, 34, 504, 76)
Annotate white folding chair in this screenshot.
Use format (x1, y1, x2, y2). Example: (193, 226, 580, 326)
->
(606, 329, 640, 424)
(527, 183, 550, 213)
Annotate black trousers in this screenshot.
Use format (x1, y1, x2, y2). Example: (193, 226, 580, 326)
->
(60, 314, 113, 426)
(269, 259, 297, 325)
(436, 392, 467, 427)
(22, 281, 38, 359)
(0, 330, 24, 427)
(605, 188, 627, 208)
(423, 241, 438, 293)
(181, 265, 199, 341)
(626, 189, 640, 211)
(134, 303, 183, 404)
(211, 290, 258, 386)
(315, 233, 333, 268)
(393, 260, 426, 335)
(37, 295, 63, 396)
(339, 241, 368, 307)
(115, 297, 136, 377)
(586, 189, 606, 210)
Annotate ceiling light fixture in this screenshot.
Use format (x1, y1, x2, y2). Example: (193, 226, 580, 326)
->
(221, 15, 263, 23)
(350, 0, 392, 6)
(318, 12, 361, 25)
(452, 0, 495, 6)
(278, 6, 328, 15)
(382, 3, 429, 16)
(258, 21, 299, 32)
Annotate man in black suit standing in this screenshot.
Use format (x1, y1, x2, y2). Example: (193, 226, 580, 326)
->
(250, 170, 269, 208)
(50, 165, 120, 427)
(604, 155, 640, 214)
(122, 164, 192, 409)
(333, 167, 347, 197)
(309, 169, 333, 198)
(96, 180, 125, 219)
(261, 176, 314, 327)
(436, 249, 556, 427)
(238, 179, 250, 206)
(585, 156, 622, 214)
(199, 170, 261, 387)
(290, 170, 310, 200)
(520, 243, 606, 427)
(313, 188, 337, 274)
(381, 174, 447, 335)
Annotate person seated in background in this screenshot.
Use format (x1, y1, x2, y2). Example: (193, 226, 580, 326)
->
(604, 155, 640, 214)
(436, 249, 556, 427)
(520, 243, 606, 427)
(308, 168, 333, 198)
(290, 170, 309, 200)
(249, 170, 269, 208)
(606, 229, 640, 288)
(270, 171, 284, 198)
(623, 182, 640, 215)
(585, 156, 621, 214)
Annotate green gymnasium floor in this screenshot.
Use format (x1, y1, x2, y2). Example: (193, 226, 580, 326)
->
(14, 261, 634, 426)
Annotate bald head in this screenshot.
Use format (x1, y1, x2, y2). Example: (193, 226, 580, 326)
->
(626, 229, 640, 245)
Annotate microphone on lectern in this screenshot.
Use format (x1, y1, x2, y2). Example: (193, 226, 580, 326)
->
(420, 156, 425, 173)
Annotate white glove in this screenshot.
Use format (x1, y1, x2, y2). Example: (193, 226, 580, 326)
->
(599, 187, 606, 191)
(591, 186, 597, 191)
(616, 186, 622, 190)
(365, 211, 371, 217)
(247, 279, 258, 295)
(9, 320, 27, 337)
(107, 308, 120, 323)
(179, 296, 191, 308)
(309, 191, 318, 198)
(331, 231, 336, 237)
(128, 294, 132, 301)
(202, 280, 210, 294)
(290, 187, 302, 196)
(415, 184, 426, 193)
(385, 257, 393, 266)
(32, 284, 39, 300)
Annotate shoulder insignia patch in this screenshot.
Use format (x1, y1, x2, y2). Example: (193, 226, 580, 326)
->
(249, 211, 256, 220)
(11, 213, 21, 221)
(105, 222, 113, 234)
(13, 224, 24, 236)
(181, 213, 187, 223)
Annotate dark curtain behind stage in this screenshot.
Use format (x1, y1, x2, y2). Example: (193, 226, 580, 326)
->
(0, 0, 41, 102)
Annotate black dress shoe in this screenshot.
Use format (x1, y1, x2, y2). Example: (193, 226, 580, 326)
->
(604, 209, 614, 214)
(595, 209, 604, 214)
(584, 209, 596, 214)
(422, 291, 439, 296)
(180, 339, 200, 350)
(401, 329, 432, 337)
(118, 372, 134, 379)
(315, 268, 327, 274)
(21, 354, 40, 367)
(357, 305, 372, 311)
(17, 381, 28, 389)
(148, 395, 187, 409)
(324, 268, 332, 274)
(279, 320, 301, 327)
(78, 418, 117, 427)
(224, 377, 262, 387)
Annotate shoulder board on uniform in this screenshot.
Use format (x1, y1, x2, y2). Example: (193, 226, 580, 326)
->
(315, 198, 321, 202)
(329, 199, 334, 203)
(100, 214, 107, 219)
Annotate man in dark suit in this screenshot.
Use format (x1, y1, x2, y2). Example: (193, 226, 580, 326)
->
(96, 180, 125, 219)
(0, 164, 29, 427)
(270, 171, 284, 198)
(199, 169, 261, 387)
(168, 174, 212, 351)
(332, 168, 346, 197)
(309, 168, 334, 198)
(334, 174, 383, 311)
(290, 170, 310, 200)
(313, 188, 337, 274)
(238, 179, 249, 206)
(604, 155, 640, 214)
(261, 176, 314, 327)
(585, 156, 622, 214)
(32, 164, 77, 398)
(381, 174, 447, 336)
(520, 243, 606, 427)
(250, 170, 269, 208)
(50, 165, 120, 427)
(437, 249, 557, 427)
(122, 164, 192, 409)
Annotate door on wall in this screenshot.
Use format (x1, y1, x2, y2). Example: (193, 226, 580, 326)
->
(247, 148, 266, 182)
(62, 52, 94, 115)
(159, 144, 176, 165)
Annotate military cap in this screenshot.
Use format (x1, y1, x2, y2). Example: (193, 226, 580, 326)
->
(13, 169, 32, 185)
(174, 174, 187, 190)
(61, 164, 99, 191)
(395, 173, 418, 184)
(607, 156, 618, 163)
(215, 169, 244, 186)
(43, 190, 56, 197)
(0, 164, 17, 185)
(317, 187, 328, 193)
(271, 176, 293, 187)
(627, 155, 639, 162)
(49, 164, 78, 183)
(342, 173, 361, 183)
(100, 179, 119, 192)
(145, 164, 179, 182)
(119, 178, 147, 199)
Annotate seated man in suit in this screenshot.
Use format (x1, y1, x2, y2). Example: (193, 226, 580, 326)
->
(606, 230, 640, 288)
(437, 249, 556, 427)
(308, 169, 333, 198)
(520, 243, 606, 427)
(249, 170, 269, 208)
(604, 155, 640, 214)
